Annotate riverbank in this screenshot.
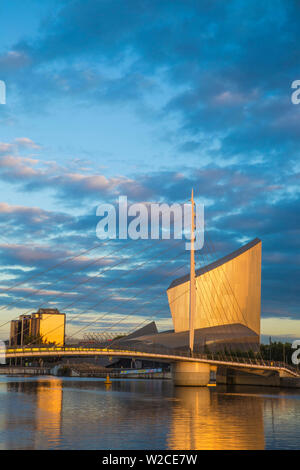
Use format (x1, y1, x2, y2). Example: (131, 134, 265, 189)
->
(1, 366, 300, 388)
(0, 365, 172, 379)
(0, 366, 51, 376)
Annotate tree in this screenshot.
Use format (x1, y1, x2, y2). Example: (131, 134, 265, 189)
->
(260, 341, 294, 365)
(23, 334, 56, 347)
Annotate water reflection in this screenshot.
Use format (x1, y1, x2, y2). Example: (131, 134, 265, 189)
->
(168, 386, 265, 450)
(35, 379, 63, 446)
(3, 378, 63, 449)
(0, 377, 300, 449)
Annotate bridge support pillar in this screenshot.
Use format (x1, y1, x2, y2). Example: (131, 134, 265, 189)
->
(216, 366, 281, 386)
(172, 361, 210, 387)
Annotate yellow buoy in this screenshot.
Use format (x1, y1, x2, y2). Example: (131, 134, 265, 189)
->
(104, 374, 112, 385)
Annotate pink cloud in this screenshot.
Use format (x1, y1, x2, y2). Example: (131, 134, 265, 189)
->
(14, 137, 41, 150)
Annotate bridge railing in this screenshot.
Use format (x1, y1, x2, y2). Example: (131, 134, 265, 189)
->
(6, 344, 300, 376)
(109, 343, 300, 375)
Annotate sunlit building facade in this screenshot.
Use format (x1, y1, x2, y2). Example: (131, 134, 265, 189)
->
(167, 238, 261, 336)
(119, 238, 262, 353)
(9, 308, 66, 347)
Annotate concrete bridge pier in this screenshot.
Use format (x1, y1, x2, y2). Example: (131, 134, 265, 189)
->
(172, 361, 211, 386)
(216, 366, 281, 386)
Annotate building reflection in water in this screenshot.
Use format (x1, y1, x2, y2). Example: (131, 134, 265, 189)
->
(34, 378, 63, 447)
(167, 386, 265, 450)
(1, 378, 276, 450)
(5, 378, 63, 448)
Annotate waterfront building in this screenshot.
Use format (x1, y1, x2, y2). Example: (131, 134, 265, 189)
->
(117, 238, 262, 353)
(167, 238, 261, 337)
(9, 308, 66, 347)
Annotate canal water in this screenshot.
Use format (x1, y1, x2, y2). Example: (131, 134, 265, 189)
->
(0, 375, 299, 450)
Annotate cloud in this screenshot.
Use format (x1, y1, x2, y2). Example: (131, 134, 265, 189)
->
(0, 139, 281, 208)
(14, 137, 41, 149)
(0, 139, 138, 203)
(0, 1, 299, 338)
(0, 1, 299, 177)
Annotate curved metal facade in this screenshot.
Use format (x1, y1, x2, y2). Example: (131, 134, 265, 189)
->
(167, 238, 262, 337)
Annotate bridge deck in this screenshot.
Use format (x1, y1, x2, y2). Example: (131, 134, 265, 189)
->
(2, 346, 299, 378)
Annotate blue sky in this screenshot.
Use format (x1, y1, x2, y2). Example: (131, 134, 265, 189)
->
(0, 0, 299, 342)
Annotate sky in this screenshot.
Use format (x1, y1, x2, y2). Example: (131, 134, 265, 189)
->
(0, 0, 299, 343)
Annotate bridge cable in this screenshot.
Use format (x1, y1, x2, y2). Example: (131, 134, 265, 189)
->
(0, 238, 135, 312)
(2, 237, 157, 335)
(204, 231, 264, 360)
(195, 235, 256, 361)
(203, 232, 262, 359)
(0, 239, 110, 297)
(24, 241, 185, 346)
(52, 249, 185, 343)
(70, 262, 188, 342)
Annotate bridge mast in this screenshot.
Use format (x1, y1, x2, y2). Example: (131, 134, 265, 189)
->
(189, 189, 196, 354)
